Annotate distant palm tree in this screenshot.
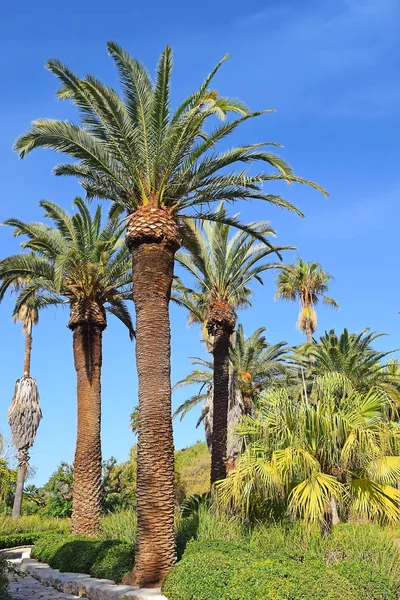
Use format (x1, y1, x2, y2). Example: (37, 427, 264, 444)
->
(0, 198, 134, 535)
(8, 296, 42, 517)
(14, 43, 326, 584)
(176, 208, 290, 483)
(174, 325, 289, 467)
(300, 328, 400, 403)
(275, 259, 338, 342)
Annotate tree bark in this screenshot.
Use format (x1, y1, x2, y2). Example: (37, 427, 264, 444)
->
(71, 324, 103, 536)
(210, 327, 230, 485)
(126, 241, 176, 588)
(304, 320, 314, 344)
(23, 330, 32, 377)
(12, 449, 28, 518)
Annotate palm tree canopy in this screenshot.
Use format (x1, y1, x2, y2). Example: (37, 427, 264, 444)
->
(173, 324, 290, 421)
(275, 258, 338, 334)
(0, 198, 134, 337)
(216, 375, 400, 523)
(175, 204, 292, 327)
(14, 43, 327, 237)
(297, 328, 400, 403)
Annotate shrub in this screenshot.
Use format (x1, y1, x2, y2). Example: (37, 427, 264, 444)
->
(0, 514, 70, 535)
(100, 510, 136, 544)
(90, 541, 134, 582)
(162, 540, 262, 600)
(0, 553, 9, 599)
(333, 561, 397, 600)
(0, 530, 63, 550)
(222, 560, 362, 600)
(32, 534, 134, 583)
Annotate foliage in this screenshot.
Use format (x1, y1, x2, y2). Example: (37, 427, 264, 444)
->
(0, 553, 9, 598)
(0, 197, 134, 338)
(216, 376, 400, 523)
(0, 530, 64, 550)
(275, 258, 338, 339)
(174, 442, 210, 502)
(41, 462, 74, 518)
(0, 514, 70, 535)
(333, 561, 396, 600)
(100, 510, 137, 544)
(299, 328, 400, 403)
(90, 540, 134, 582)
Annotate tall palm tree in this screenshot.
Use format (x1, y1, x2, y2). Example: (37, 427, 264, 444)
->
(216, 375, 400, 526)
(175, 209, 290, 484)
(275, 259, 338, 342)
(0, 198, 134, 535)
(8, 296, 42, 517)
(13, 44, 326, 585)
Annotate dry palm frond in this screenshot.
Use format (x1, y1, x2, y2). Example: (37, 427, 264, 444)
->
(8, 377, 42, 452)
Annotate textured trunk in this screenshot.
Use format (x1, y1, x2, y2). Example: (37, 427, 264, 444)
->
(23, 330, 32, 377)
(331, 497, 340, 525)
(127, 241, 176, 588)
(12, 449, 28, 518)
(71, 324, 103, 536)
(210, 327, 230, 485)
(305, 320, 314, 344)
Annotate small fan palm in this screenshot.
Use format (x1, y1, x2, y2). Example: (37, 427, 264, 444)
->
(275, 259, 338, 342)
(176, 211, 291, 484)
(14, 43, 326, 584)
(0, 198, 133, 535)
(216, 375, 400, 525)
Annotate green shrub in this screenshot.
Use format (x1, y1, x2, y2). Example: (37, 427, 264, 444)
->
(32, 534, 134, 583)
(162, 540, 262, 600)
(223, 560, 361, 600)
(0, 514, 70, 535)
(0, 553, 9, 599)
(90, 541, 134, 582)
(0, 530, 64, 550)
(100, 510, 136, 544)
(333, 560, 396, 600)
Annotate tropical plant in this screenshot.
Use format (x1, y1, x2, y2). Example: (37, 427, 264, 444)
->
(175, 210, 291, 484)
(275, 259, 338, 342)
(216, 374, 400, 525)
(174, 325, 289, 464)
(0, 198, 134, 535)
(13, 43, 326, 585)
(299, 329, 400, 403)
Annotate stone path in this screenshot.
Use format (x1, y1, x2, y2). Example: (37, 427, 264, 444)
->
(4, 548, 83, 600)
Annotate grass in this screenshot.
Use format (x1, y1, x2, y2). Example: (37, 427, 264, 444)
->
(0, 514, 70, 535)
(100, 510, 137, 543)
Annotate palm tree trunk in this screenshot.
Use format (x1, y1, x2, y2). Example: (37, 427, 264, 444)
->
(12, 448, 28, 518)
(23, 330, 32, 377)
(71, 324, 103, 536)
(210, 327, 230, 485)
(305, 320, 314, 344)
(127, 241, 176, 588)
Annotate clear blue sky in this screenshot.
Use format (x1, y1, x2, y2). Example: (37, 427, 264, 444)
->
(1, 0, 400, 486)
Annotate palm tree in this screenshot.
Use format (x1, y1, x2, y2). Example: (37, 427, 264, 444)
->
(175, 209, 290, 484)
(299, 328, 400, 403)
(8, 296, 42, 517)
(0, 198, 134, 535)
(216, 375, 400, 526)
(13, 43, 326, 585)
(275, 259, 338, 343)
(174, 325, 289, 470)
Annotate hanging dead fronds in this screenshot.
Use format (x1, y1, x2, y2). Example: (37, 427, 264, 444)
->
(8, 376, 42, 452)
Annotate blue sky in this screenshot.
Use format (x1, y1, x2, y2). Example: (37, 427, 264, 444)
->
(1, 0, 400, 486)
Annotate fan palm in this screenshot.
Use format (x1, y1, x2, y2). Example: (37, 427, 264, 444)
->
(175, 210, 291, 484)
(14, 43, 326, 585)
(8, 294, 42, 517)
(299, 329, 400, 403)
(0, 198, 134, 535)
(275, 259, 338, 342)
(216, 375, 400, 526)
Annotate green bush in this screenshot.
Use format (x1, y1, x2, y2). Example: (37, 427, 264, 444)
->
(0, 530, 64, 550)
(0, 514, 70, 535)
(0, 553, 9, 599)
(223, 560, 361, 600)
(162, 540, 263, 600)
(90, 541, 134, 582)
(333, 561, 397, 600)
(32, 534, 134, 583)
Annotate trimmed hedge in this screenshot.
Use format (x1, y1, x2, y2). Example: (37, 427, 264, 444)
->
(0, 553, 9, 598)
(333, 561, 397, 600)
(31, 534, 134, 583)
(0, 530, 63, 550)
